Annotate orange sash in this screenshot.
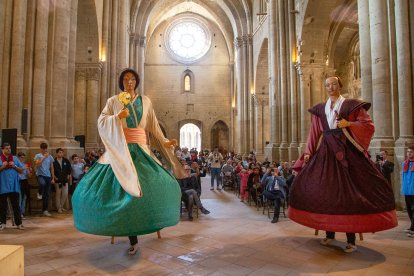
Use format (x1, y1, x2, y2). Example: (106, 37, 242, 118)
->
(123, 128, 148, 145)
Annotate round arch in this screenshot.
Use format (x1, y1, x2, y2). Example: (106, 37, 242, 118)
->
(210, 120, 229, 153)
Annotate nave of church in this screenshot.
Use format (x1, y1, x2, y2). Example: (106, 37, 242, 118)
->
(1, 0, 414, 274)
(1, 176, 413, 276)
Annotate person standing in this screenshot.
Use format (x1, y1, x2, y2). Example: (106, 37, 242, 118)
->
(53, 148, 72, 213)
(34, 143, 55, 217)
(376, 150, 395, 184)
(289, 76, 397, 253)
(70, 154, 85, 195)
(402, 146, 414, 237)
(0, 143, 24, 230)
(17, 152, 32, 218)
(208, 146, 223, 190)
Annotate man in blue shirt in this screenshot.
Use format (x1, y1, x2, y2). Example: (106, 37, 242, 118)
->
(402, 146, 414, 237)
(0, 143, 24, 230)
(34, 143, 55, 217)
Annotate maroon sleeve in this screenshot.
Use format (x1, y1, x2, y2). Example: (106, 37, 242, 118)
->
(305, 115, 323, 156)
(348, 107, 375, 151)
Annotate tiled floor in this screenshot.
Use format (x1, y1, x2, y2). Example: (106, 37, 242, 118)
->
(1, 176, 414, 275)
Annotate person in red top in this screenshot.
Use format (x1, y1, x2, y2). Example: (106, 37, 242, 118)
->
(289, 76, 397, 253)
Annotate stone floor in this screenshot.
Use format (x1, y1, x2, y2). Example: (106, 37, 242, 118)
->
(1, 176, 414, 275)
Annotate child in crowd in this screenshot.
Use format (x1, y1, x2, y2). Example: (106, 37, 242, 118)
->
(238, 168, 250, 202)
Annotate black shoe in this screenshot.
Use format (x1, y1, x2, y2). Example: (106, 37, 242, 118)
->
(271, 217, 279, 223)
(200, 208, 210, 215)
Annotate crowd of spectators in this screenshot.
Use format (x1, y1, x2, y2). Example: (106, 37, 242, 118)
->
(173, 146, 298, 223)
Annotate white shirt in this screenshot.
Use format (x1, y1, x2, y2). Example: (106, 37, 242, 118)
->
(325, 95, 345, 129)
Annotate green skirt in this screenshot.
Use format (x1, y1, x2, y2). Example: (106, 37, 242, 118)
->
(72, 144, 181, 236)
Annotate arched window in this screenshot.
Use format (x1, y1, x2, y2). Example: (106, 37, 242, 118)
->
(184, 75, 191, 92)
(182, 70, 194, 93)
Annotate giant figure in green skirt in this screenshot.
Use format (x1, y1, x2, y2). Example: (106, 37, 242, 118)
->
(72, 68, 186, 255)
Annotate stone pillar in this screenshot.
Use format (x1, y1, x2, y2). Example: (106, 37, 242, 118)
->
(369, 0, 394, 149)
(265, 0, 280, 161)
(395, 0, 414, 146)
(394, 0, 414, 208)
(74, 68, 87, 136)
(358, 0, 373, 114)
(242, 36, 250, 155)
(230, 62, 235, 151)
(0, 0, 13, 128)
(85, 65, 102, 149)
(100, 0, 110, 110)
(298, 66, 311, 154)
(49, 0, 72, 146)
(117, 0, 128, 70)
(30, 0, 49, 145)
(288, 0, 299, 160)
(22, 1, 36, 142)
(66, 0, 78, 143)
(8, 0, 27, 146)
(109, 0, 118, 96)
(278, 0, 289, 161)
(247, 34, 255, 152)
(234, 37, 244, 155)
(137, 36, 146, 95)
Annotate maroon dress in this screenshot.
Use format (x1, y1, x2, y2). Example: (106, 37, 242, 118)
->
(288, 99, 397, 233)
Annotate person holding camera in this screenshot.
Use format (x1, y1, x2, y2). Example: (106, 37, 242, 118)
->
(375, 150, 394, 184)
(208, 146, 223, 190)
(0, 143, 24, 230)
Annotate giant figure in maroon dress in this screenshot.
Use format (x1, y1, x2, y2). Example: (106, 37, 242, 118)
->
(289, 77, 397, 238)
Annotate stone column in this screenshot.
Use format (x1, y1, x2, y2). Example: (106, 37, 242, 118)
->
(137, 36, 146, 95)
(395, 0, 414, 146)
(117, 0, 127, 69)
(369, 0, 394, 149)
(230, 62, 235, 151)
(85, 65, 102, 149)
(242, 36, 250, 155)
(278, 0, 289, 161)
(100, 0, 110, 110)
(30, 0, 49, 145)
(288, 0, 299, 159)
(129, 33, 135, 68)
(74, 68, 87, 136)
(265, 0, 280, 161)
(109, 0, 118, 96)
(358, 0, 373, 114)
(394, 0, 414, 207)
(246, 34, 255, 152)
(49, 0, 72, 146)
(66, 0, 78, 144)
(298, 66, 311, 154)
(8, 0, 27, 146)
(0, 0, 13, 128)
(234, 37, 244, 155)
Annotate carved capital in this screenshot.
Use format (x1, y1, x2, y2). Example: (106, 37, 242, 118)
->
(242, 34, 253, 46)
(139, 36, 146, 47)
(75, 68, 86, 80)
(234, 37, 243, 49)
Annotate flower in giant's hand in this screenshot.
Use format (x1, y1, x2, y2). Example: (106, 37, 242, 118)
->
(118, 92, 131, 106)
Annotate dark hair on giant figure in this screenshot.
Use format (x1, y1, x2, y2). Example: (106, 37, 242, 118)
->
(118, 68, 140, 91)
